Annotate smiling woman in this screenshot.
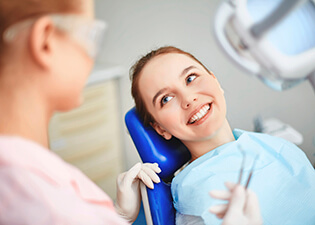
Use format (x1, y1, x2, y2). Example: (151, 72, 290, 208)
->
(130, 46, 315, 225)
(131, 46, 233, 160)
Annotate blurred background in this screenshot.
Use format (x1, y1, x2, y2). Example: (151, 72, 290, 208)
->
(49, 0, 315, 211)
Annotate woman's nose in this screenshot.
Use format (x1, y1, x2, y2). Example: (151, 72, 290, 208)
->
(181, 95, 197, 109)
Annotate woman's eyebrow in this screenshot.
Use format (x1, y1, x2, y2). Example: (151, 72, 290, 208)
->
(152, 66, 196, 106)
(180, 65, 196, 78)
(152, 88, 167, 106)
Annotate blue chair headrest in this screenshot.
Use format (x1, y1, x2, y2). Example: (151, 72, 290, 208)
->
(125, 107, 191, 180)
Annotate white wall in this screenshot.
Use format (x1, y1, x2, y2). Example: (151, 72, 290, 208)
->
(95, 0, 315, 169)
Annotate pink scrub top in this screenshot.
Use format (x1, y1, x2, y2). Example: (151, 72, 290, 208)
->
(0, 136, 129, 225)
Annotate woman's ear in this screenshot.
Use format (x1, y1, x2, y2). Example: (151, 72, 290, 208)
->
(151, 122, 172, 140)
(28, 16, 55, 69)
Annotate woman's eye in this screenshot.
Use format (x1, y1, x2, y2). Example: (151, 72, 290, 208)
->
(186, 74, 197, 84)
(161, 96, 173, 106)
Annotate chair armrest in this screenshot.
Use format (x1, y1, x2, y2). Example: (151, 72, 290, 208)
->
(140, 182, 153, 225)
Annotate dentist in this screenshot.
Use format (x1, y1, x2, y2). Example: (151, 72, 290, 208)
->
(0, 0, 159, 224)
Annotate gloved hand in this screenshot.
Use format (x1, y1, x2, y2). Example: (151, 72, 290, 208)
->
(209, 182, 263, 225)
(115, 162, 161, 223)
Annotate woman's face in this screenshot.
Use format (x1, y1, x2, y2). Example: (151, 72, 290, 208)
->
(49, 0, 96, 111)
(138, 53, 227, 143)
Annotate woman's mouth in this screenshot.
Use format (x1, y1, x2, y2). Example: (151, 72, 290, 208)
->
(188, 104, 211, 124)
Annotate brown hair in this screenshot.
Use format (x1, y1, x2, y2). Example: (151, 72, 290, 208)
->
(0, 0, 83, 65)
(130, 46, 213, 126)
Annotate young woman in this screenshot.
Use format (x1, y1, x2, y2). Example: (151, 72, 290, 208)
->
(0, 0, 160, 224)
(130, 46, 315, 225)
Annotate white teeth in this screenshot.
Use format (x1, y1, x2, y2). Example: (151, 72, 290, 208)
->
(188, 104, 211, 124)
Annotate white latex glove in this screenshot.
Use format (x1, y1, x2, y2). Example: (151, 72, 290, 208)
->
(115, 162, 161, 223)
(209, 182, 263, 225)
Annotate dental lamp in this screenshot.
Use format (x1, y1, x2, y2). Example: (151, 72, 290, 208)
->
(214, 0, 315, 91)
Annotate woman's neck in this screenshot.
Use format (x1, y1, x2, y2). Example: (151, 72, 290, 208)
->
(184, 119, 235, 162)
(0, 80, 51, 148)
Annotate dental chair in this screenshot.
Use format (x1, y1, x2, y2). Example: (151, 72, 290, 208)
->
(125, 107, 191, 225)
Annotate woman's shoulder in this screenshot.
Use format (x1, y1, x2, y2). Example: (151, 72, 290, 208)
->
(235, 129, 313, 169)
(234, 128, 301, 151)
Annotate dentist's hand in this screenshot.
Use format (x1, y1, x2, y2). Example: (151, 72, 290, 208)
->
(209, 182, 263, 225)
(115, 162, 161, 223)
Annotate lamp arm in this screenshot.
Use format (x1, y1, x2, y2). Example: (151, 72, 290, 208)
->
(309, 71, 315, 93)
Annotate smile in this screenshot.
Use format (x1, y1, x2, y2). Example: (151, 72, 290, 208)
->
(188, 103, 211, 124)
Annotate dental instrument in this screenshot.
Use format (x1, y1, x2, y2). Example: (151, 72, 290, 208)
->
(237, 146, 259, 189)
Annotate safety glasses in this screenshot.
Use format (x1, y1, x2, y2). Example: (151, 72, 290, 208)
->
(3, 14, 107, 59)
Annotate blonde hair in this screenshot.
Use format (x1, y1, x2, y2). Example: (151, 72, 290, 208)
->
(0, 0, 84, 65)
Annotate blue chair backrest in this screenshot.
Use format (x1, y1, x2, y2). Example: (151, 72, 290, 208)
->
(125, 107, 191, 225)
